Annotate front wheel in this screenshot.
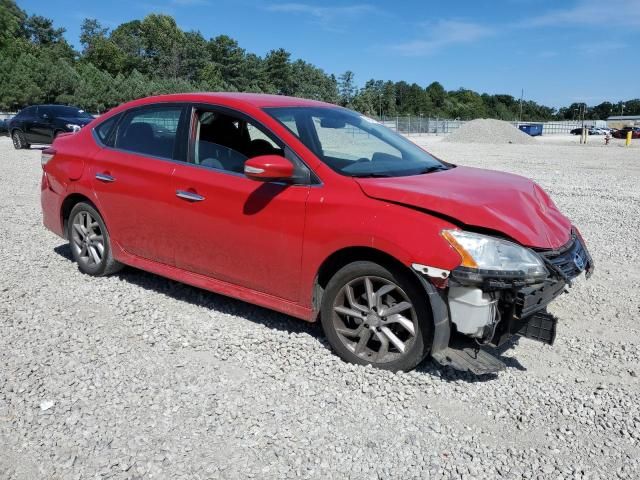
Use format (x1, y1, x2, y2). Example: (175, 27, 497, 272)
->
(320, 261, 432, 371)
(67, 202, 123, 276)
(11, 130, 29, 149)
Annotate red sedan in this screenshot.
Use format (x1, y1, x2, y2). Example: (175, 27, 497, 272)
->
(611, 127, 640, 139)
(40, 93, 593, 374)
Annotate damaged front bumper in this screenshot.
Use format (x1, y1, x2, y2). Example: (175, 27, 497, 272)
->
(415, 231, 594, 374)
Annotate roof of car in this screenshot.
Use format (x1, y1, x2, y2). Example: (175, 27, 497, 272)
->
(129, 92, 336, 109)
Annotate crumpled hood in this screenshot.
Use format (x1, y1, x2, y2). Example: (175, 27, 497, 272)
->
(356, 166, 572, 249)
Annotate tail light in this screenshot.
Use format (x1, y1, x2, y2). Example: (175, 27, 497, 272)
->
(41, 148, 56, 169)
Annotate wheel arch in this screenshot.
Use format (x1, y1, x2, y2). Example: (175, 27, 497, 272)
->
(312, 245, 451, 356)
(60, 193, 98, 239)
(313, 246, 417, 313)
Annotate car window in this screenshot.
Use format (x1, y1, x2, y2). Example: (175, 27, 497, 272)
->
(94, 114, 121, 146)
(266, 107, 445, 178)
(47, 106, 93, 119)
(115, 107, 183, 159)
(312, 116, 400, 163)
(192, 109, 284, 173)
(21, 107, 34, 119)
(274, 112, 299, 136)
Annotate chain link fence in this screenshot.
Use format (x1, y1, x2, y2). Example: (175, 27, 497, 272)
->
(378, 116, 602, 135)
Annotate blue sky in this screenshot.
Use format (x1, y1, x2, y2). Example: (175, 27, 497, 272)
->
(18, 0, 640, 107)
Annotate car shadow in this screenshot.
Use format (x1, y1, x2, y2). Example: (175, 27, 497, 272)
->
(53, 244, 322, 340)
(53, 243, 524, 382)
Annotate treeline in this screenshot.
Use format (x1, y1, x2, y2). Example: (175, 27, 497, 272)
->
(1, 0, 638, 120)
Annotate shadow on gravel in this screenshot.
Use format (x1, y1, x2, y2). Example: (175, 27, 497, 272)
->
(53, 244, 323, 340)
(54, 243, 525, 382)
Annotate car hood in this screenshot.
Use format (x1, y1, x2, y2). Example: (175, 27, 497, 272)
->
(355, 166, 572, 249)
(59, 116, 93, 126)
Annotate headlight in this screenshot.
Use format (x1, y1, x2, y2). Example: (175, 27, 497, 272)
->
(442, 229, 547, 279)
(66, 123, 81, 132)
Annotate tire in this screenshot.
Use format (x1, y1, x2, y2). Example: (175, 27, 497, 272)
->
(67, 202, 123, 276)
(11, 130, 29, 150)
(320, 261, 432, 372)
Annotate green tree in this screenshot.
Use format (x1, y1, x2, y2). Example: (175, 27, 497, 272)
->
(208, 35, 246, 89)
(264, 48, 292, 95)
(24, 15, 65, 45)
(0, 0, 26, 48)
(338, 70, 356, 106)
(425, 81, 446, 110)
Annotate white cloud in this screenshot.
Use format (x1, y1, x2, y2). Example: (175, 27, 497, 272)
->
(577, 41, 628, 55)
(266, 3, 376, 25)
(391, 20, 495, 56)
(171, 0, 210, 5)
(520, 0, 640, 28)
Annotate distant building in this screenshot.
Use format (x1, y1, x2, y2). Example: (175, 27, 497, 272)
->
(607, 115, 640, 129)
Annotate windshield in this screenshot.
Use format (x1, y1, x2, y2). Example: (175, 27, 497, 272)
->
(264, 106, 448, 177)
(46, 106, 93, 119)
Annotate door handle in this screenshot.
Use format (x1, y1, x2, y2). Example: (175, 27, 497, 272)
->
(176, 190, 205, 202)
(96, 173, 115, 182)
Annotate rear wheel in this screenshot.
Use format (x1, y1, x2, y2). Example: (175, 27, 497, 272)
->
(67, 202, 123, 276)
(11, 130, 29, 149)
(320, 261, 432, 371)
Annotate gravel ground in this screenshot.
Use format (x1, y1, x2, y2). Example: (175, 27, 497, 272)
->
(1, 134, 639, 479)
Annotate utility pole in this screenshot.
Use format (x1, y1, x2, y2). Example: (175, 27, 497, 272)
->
(518, 88, 524, 123)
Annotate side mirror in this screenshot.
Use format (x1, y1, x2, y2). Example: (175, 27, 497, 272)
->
(244, 155, 294, 182)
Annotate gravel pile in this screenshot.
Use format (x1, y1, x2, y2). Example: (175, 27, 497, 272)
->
(1, 136, 639, 479)
(445, 118, 537, 144)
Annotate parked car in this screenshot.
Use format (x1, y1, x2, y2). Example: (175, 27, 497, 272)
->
(40, 93, 594, 374)
(611, 126, 640, 139)
(570, 126, 601, 135)
(9, 104, 93, 149)
(0, 118, 8, 136)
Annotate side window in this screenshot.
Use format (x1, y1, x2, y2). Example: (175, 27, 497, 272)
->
(94, 114, 121, 146)
(115, 107, 183, 159)
(19, 106, 34, 119)
(192, 110, 284, 173)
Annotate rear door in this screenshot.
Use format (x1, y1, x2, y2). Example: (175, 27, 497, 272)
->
(90, 104, 188, 265)
(31, 106, 54, 143)
(17, 106, 37, 143)
(170, 105, 310, 301)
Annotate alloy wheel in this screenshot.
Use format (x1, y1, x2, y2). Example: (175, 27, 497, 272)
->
(332, 276, 418, 363)
(70, 211, 105, 267)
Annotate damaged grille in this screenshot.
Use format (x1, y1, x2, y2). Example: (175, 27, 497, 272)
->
(539, 235, 588, 280)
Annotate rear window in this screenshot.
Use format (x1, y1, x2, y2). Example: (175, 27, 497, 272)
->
(94, 114, 121, 146)
(114, 106, 184, 159)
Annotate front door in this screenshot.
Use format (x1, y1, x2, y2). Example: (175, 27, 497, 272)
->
(170, 107, 309, 302)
